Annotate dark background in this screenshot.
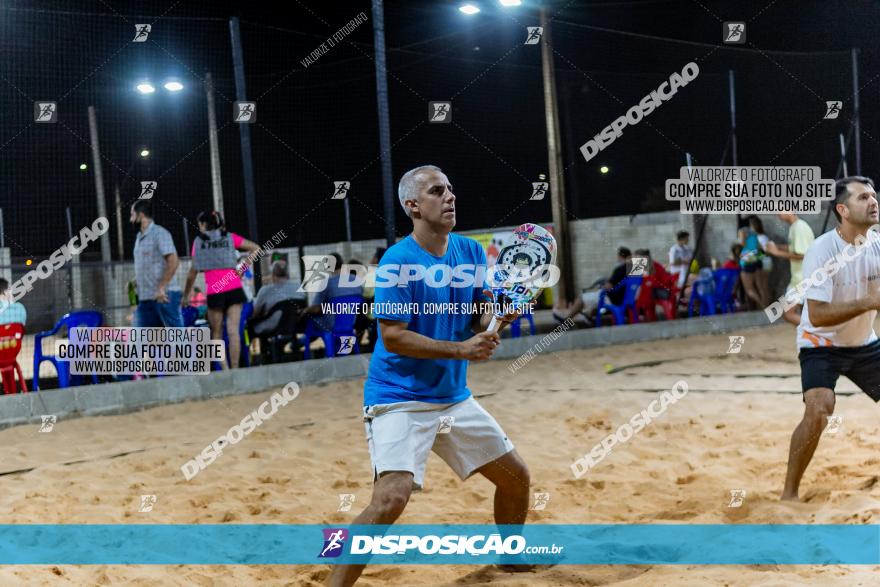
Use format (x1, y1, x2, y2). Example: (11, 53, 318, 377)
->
(1, 0, 876, 259)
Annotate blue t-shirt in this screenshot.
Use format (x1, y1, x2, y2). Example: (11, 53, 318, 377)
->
(364, 233, 487, 406)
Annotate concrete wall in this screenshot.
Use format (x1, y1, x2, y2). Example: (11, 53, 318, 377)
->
(0, 310, 771, 430)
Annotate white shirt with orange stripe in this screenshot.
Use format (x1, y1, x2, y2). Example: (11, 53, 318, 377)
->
(797, 229, 880, 349)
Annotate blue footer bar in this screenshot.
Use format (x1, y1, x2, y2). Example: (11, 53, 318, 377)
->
(0, 524, 877, 565)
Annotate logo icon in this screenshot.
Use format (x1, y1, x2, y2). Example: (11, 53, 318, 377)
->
(39, 415, 56, 433)
(34, 102, 57, 123)
(332, 181, 350, 200)
(319, 528, 348, 558)
(727, 335, 745, 354)
(338, 336, 356, 355)
(723, 22, 745, 44)
(234, 101, 256, 123)
(825, 415, 843, 434)
(524, 27, 543, 45)
(429, 101, 451, 123)
(139, 181, 157, 200)
(133, 24, 151, 42)
(629, 256, 648, 276)
(530, 182, 548, 201)
(139, 494, 157, 512)
(531, 492, 550, 511)
(824, 101, 842, 120)
(438, 416, 455, 434)
(727, 489, 746, 508)
(337, 494, 356, 512)
(299, 255, 338, 293)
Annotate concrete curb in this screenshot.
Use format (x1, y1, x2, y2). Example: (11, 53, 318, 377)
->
(0, 312, 771, 430)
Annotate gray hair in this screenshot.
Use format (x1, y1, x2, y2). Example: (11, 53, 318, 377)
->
(270, 260, 289, 278)
(398, 165, 443, 218)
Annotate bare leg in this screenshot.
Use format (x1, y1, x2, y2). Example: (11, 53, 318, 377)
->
(476, 450, 533, 570)
(739, 272, 761, 310)
(476, 449, 531, 525)
(225, 303, 243, 368)
(327, 472, 413, 587)
(782, 387, 835, 501)
(206, 307, 227, 370)
(755, 268, 770, 307)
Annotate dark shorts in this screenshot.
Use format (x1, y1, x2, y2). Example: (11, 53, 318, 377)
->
(741, 261, 762, 274)
(207, 287, 248, 311)
(799, 339, 880, 402)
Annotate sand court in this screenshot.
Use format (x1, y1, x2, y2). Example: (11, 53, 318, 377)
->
(1, 321, 878, 585)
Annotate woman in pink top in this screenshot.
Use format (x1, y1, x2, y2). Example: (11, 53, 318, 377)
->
(183, 211, 260, 368)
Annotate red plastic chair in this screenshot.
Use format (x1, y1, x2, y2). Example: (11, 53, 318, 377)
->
(0, 323, 28, 394)
(636, 276, 678, 322)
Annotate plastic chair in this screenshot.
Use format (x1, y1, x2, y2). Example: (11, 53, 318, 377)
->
(713, 268, 740, 314)
(508, 313, 536, 338)
(688, 277, 717, 317)
(0, 323, 28, 394)
(33, 310, 102, 390)
(182, 306, 198, 327)
(635, 276, 678, 322)
(248, 299, 306, 364)
(302, 295, 363, 359)
(596, 276, 642, 326)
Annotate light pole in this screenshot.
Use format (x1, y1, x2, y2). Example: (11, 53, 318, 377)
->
(459, 0, 573, 304)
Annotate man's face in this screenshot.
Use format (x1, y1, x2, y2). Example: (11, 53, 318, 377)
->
(777, 213, 794, 223)
(129, 207, 140, 225)
(409, 170, 456, 229)
(839, 182, 879, 227)
(679, 237, 689, 246)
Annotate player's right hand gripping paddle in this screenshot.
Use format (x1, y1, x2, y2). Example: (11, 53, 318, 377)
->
(485, 223, 558, 333)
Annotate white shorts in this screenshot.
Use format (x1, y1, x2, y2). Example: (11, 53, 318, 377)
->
(364, 397, 514, 489)
(580, 290, 601, 314)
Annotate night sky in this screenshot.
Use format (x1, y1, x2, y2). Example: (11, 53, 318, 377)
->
(2, 0, 879, 259)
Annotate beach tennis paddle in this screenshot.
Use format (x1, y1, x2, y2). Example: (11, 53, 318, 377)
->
(485, 223, 558, 333)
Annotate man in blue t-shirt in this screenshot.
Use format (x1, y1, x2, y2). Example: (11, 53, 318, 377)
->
(329, 166, 530, 587)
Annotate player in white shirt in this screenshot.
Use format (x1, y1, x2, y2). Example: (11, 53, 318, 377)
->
(782, 176, 880, 501)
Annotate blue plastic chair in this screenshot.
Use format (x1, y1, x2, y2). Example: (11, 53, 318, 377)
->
(33, 310, 103, 390)
(182, 306, 198, 327)
(302, 295, 363, 359)
(596, 276, 642, 327)
(509, 313, 536, 338)
(688, 277, 717, 317)
(713, 268, 739, 314)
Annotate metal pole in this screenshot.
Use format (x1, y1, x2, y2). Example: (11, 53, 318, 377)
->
(114, 184, 124, 261)
(728, 71, 741, 227)
(343, 197, 353, 262)
(65, 207, 76, 309)
(851, 48, 861, 176)
(182, 218, 191, 257)
(540, 6, 573, 305)
(229, 17, 261, 290)
(205, 72, 225, 215)
(0, 208, 5, 249)
(87, 106, 112, 264)
(839, 133, 848, 177)
(371, 0, 396, 248)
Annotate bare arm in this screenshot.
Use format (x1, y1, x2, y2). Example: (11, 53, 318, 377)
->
(182, 266, 198, 304)
(158, 253, 179, 289)
(808, 295, 880, 327)
(381, 319, 498, 361)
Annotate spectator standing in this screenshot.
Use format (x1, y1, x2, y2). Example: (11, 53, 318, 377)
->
(668, 230, 693, 289)
(130, 200, 183, 328)
(766, 213, 816, 325)
(0, 278, 26, 326)
(183, 210, 260, 369)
